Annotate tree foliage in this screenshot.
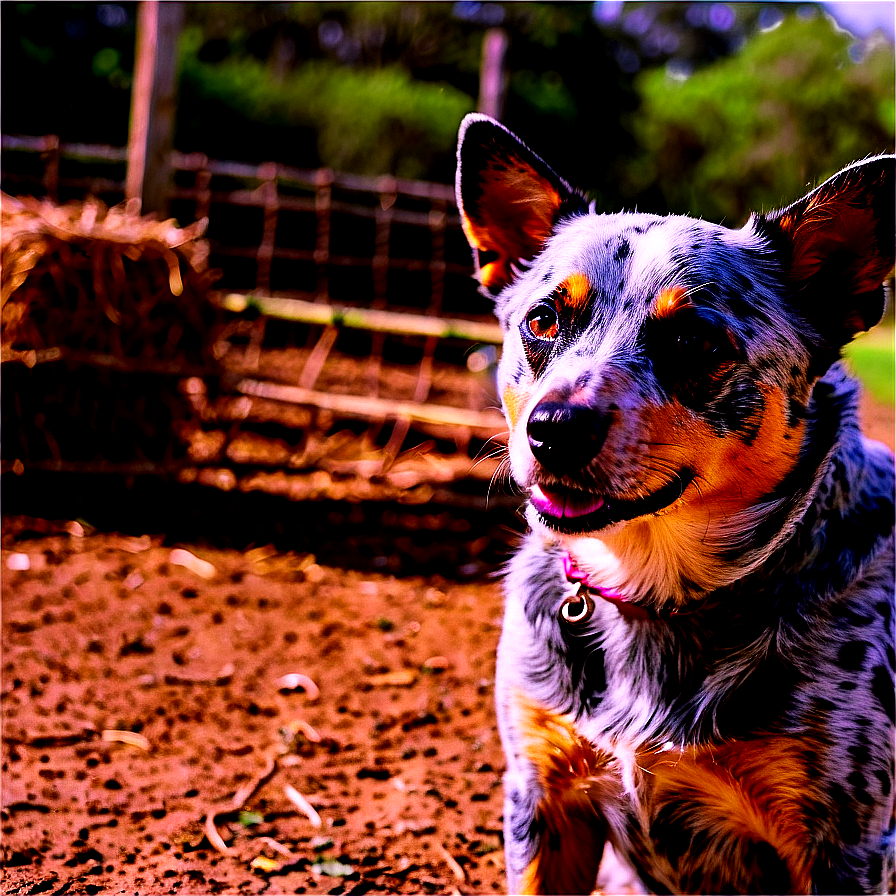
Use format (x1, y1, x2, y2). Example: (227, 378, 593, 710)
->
(175, 3, 634, 185)
(1, 2, 893, 224)
(627, 10, 895, 222)
(179, 30, 474, 180)
(1, 2, 136, 146)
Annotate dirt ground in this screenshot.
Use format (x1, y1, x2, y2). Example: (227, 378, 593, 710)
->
(2, 394, 893, 896)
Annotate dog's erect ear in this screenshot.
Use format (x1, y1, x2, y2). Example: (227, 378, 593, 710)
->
(456, 114, 588, 294)
(761, 155, 895, 346)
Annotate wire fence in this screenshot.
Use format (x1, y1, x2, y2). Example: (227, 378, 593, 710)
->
(1, 135, 509, 508)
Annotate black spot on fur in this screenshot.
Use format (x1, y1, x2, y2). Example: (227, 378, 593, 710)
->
(830, 783, 862, 845)
(873, 769, 891, 797)
(847, 770, 874, 806)
(650, 802, 690, 865)
(509, 788, 542, 844)
(787, 397, 807, 428)
(583, 651, 607, 706)
(751, 840, 792, 895)
(705, 378, 765, 441)
(631, 222, 660, 235)
(801, 747, 819, 766)
(871, 664, 895, 719)
(837, 640, 869, 671)
(614, 240, 631, 262)
(711, 653, 797, 738)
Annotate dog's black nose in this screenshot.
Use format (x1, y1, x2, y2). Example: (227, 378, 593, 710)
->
(526, 402, 609, 476)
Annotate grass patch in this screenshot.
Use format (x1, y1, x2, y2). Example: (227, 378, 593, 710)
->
(844, 325, 895, 404)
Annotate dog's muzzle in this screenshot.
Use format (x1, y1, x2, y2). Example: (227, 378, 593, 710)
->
(526, 401, 609, 477)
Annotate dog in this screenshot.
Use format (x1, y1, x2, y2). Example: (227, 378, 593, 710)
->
(455, 114, 895, 894)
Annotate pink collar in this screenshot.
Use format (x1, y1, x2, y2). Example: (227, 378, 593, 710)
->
(562, 553, 653, 621)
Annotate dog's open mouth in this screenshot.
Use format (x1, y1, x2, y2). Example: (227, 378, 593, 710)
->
(530, 471, 695, 534)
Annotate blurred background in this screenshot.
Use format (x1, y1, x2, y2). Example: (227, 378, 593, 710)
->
(1, 7, 894, 892)
(3, 1, 895, 218)
(0, 0, 896, 548)
(1, 1, 894, 536)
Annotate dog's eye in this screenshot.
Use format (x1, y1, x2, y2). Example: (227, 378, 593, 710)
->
(675, 329, 717, 357)
(643, 307, 739, 405)
(651, 309, 736, 369)
(560, 588, 595, 626)
(525, 304, 559, 341)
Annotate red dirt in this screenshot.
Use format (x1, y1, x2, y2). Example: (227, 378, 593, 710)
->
(2, 395, 892, 896)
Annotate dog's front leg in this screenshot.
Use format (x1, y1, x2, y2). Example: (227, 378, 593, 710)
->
(503, 771, 607, 894)
(501, 692, 613, 894)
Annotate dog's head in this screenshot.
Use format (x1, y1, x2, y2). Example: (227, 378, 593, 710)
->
(456, 114, 894, 603)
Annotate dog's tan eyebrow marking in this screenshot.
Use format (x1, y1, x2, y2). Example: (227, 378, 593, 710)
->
(652, 286, 692, 318)
(555, 272, 592, 312)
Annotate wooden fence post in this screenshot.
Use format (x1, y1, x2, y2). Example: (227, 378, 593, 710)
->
(126, 0, 183, 217)
(478, 27, 508, 121)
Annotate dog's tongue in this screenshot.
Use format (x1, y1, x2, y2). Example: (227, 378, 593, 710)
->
(530, 484, 605, 519)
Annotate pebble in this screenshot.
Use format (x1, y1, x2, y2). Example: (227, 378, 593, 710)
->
(6, 553, 30, 571)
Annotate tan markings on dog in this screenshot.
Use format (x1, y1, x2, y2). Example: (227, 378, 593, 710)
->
(513, 691, 620, 895)
(556, 272, 592, 313)
(644, 383, 804, 519)
(652, 285, 691, 319)
(461, 160, 564, 290)
(502, 382, 533, 431)
(639, 737, 819, 892)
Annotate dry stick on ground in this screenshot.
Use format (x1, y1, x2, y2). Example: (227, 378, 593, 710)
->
(283, 784, 323, 828)
(438, 844, 467, 882)
(204, 753, 279, 857)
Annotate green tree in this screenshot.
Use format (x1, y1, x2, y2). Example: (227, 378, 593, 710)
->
(176, 3, 633, 185)
(627, 11, 895, 223)
(178, 29, 474, 179)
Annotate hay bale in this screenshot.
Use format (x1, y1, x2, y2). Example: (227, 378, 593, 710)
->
(1, 194, 220, 471)
(1, 193, 218, 362)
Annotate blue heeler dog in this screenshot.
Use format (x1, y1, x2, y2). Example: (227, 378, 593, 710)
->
(456, 113, 895, 894)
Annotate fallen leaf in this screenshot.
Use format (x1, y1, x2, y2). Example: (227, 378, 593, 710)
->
(251, 855, 282, 872)
(101, 729, 151, 752)
(366, 670, 418, 687)
(246, 545, 278, 563)
(170, 548, 216, 579)
(124, 571, 145, 590)
(312, 860, 355, 877)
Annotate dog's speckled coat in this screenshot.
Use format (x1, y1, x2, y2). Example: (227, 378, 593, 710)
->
(456, 114, 895, 894)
